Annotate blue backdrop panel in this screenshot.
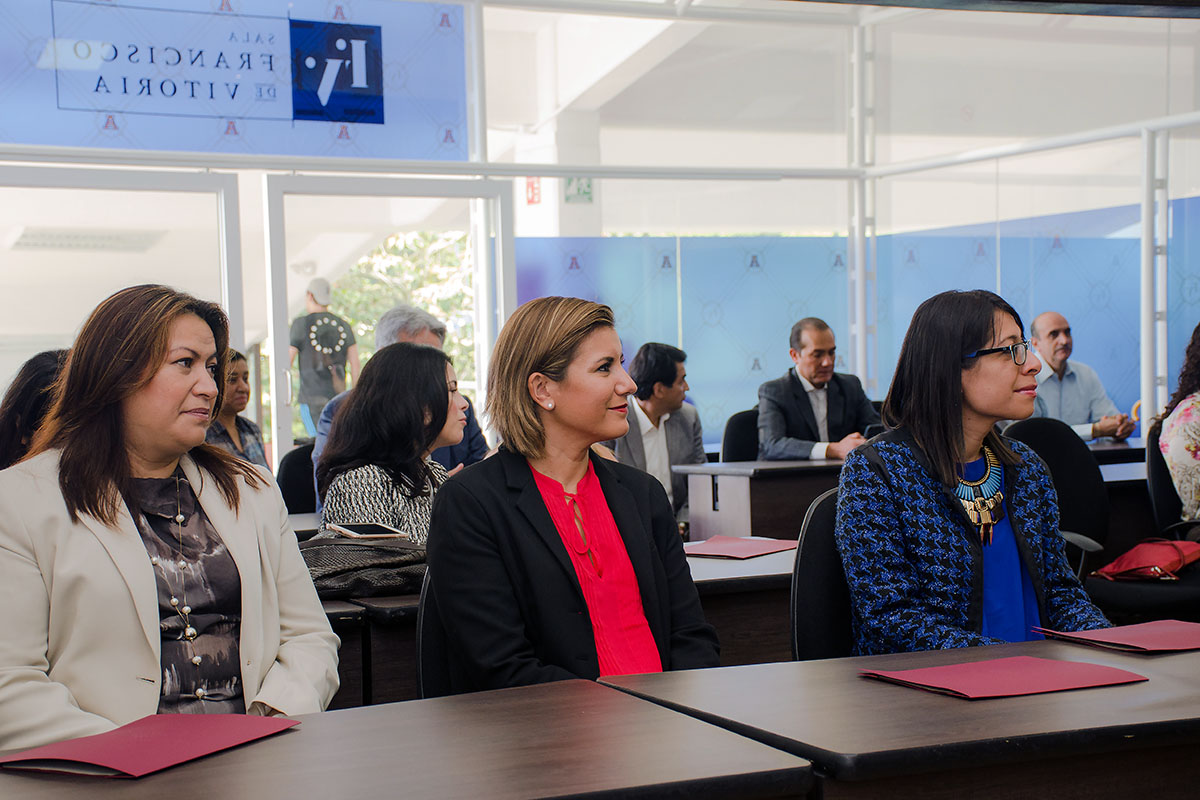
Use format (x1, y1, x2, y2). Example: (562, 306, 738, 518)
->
(876, 232, 1003, 397)
(679, 237, 848, 447)
(514, 236, 679, 368)
(1000, 235, 1140, 421)
(877, 226, 1140, 426)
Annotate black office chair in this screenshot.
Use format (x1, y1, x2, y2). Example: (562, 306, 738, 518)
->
(790, 488, 854, 660)
(1004, 418, 1107, 576)
(1145, 427, 1200, 541)
(1005, 418, 1200, 623)
(416, 570, 454, 699)
(721, 409, 759, 462)
(277, 443, 317, 514)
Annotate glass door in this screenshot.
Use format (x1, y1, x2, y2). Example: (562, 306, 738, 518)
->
(262, 174, 514, 470)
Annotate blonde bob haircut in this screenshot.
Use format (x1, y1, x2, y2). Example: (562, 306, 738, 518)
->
(487, 296, 615, 459)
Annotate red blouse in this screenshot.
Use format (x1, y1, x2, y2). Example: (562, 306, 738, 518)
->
(530, 461, 663, 678)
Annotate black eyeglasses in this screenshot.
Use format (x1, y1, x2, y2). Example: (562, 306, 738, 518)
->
(964, 340, 1030, 366)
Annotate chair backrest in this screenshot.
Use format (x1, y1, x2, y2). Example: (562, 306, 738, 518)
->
(416, 569, 454, 699)
(1003, 417, 1109, 546)
(721, 408, 760, 462)
(791, 488, 854, 661)
(277, 443, 316, 514)
(1145, 427, 1183, 533)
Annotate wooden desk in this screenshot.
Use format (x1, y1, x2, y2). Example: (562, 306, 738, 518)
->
(686, 544, 795, 667)
(348, 594, 420, 704)
(677, 460, 842, 540)
(604, 640, 1200, 799)
(0, 681, 813, 799)
(1089, 436, 1145, 465)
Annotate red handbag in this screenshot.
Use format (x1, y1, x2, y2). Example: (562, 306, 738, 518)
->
(1092, 539, 1200, 581)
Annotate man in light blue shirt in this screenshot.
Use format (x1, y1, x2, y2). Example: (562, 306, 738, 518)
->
(1030, 311, 1134, 441)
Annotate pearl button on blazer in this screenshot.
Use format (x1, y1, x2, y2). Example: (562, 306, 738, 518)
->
(0, 449, 340, 750)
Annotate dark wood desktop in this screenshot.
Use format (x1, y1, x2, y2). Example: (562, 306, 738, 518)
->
(0, 681, 813, 800)
(605, 639, 1200, 799)
(676, 460, 842, 540)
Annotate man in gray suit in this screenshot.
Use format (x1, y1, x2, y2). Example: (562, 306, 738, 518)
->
(758, 317, 879, 461)
(605, 343, 706, 522)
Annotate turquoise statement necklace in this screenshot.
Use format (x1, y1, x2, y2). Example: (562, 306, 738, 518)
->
(955, 445, 1004, 545)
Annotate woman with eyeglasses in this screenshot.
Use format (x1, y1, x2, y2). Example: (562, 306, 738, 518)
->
(835, 289, 1108, 655)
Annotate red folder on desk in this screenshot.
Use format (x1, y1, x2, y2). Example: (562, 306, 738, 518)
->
(860, 655, 1147, 699)
(1034, 620, 1200, 653)
(0, 714, 298, 778)
(685, 536, 798, 559)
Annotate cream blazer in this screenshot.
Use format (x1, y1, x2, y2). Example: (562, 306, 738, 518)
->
(0, 450, 340, 750)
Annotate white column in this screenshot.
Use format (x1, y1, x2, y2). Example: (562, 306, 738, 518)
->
(1140, 130, 1157, 429)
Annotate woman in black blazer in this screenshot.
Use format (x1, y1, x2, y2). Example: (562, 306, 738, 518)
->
(427, 297, 719, 693)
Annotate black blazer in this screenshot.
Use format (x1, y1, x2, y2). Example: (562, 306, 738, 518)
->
(426, 446, 720, 693)
(757, 370, 880, 460)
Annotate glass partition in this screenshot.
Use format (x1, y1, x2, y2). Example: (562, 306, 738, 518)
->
(0, 170, 230, 400)
(485, 9, 850, 169)
(513, 176, 849, 446)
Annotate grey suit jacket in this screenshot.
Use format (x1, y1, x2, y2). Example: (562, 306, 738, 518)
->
(757, 370, 879, 460)
(605, 402, 706, 520)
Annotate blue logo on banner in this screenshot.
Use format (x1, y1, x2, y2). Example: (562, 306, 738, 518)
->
(290, 19, 383, 124)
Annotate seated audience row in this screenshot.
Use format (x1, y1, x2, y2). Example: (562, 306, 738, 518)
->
(756, 310, 1131, 465)
(6, 284, 1188, 751)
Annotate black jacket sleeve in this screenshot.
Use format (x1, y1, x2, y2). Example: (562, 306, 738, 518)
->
(427, 479, 577, 690)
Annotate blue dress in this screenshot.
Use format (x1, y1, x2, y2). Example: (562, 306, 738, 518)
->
(961, 457, 1044, 643)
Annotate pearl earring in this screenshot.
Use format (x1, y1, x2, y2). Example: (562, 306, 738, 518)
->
(546, 401, 554, 410)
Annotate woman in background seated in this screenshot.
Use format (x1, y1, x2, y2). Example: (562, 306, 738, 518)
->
(0, 285, 339, 750)
(206, 349, 268, 469)
(316, 342, 467, 544)
(1155, 320, 1200, 523)
(835, 289, 1108, 655)
(0, 349, 68, 470)
(427, 296, 719, 693)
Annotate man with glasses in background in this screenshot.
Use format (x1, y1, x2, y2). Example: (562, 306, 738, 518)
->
(1029, 311, 1134, 441)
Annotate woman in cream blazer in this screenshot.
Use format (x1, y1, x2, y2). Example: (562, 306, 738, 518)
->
(0, 286, 338, 750)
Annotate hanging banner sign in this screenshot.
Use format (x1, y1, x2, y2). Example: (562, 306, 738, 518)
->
(0, 0, 468, 160)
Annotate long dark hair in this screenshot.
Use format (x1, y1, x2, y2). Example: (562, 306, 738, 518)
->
(316, 342, 451, 499)
(0, 349, 68, 470)
(883, 289, 1024, 486)
(29, 285, 264, 525)
(1152, 320, 1200, 437)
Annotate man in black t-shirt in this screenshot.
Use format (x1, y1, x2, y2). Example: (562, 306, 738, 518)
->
(289, 278, 360, 435)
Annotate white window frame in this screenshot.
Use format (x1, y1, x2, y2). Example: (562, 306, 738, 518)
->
(0, 164, 243, 347)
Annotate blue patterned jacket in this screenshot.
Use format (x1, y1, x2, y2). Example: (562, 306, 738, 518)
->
(834, 428, 1109, 655)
